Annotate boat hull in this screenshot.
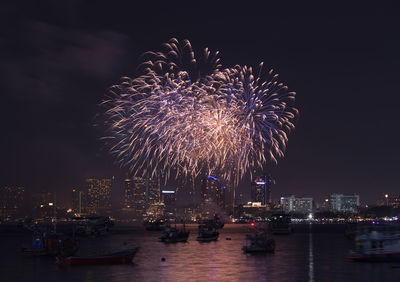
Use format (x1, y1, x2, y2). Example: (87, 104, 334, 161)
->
(242, 246, 275, 253)
(160, 235, 189, 243)
(349, 253, 400, 262)
(196, 234, 219, 242)
(57, 248, 139, 265)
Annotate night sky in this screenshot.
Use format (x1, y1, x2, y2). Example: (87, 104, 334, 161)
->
(1, 1, 400, 205)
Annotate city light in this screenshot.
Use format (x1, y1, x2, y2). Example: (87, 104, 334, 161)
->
(48, 202, 54, 206)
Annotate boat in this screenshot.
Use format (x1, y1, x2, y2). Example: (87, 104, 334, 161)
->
(159, 224, 189, 243)
(22, 232, 79, 257)
(269, 213, 293, 235)
(198, 215, 224, 230)
(349, 224, 400, 262)
(57, 247, 139, 265)
(196, 223, 219, 242)
(242, 223, 275, 253)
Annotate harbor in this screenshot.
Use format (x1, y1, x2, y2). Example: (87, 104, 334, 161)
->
(2, 223, 400, 281)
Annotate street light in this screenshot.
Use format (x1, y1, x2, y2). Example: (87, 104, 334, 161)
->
(385, 194, 389, 206)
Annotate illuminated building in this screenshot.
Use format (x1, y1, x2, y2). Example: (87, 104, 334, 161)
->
(71, 188, 86, 214)
(123, 178, 134, 209)
(201, 176, 225, 209)
(147, 178, 160, 205)
(128, 177, 160, 219)
(86, 178, 112, 215)
(329, 194, 360, 213)
(161, 190, 176, 216)
(145, 202, 165, 220)
(0, 186, 24, 219)
(200, 176, 225, 215)
(250, 175, 273, 205)
(241, 202, 269, 218)
(280, 195, 313, 214)
(131, 177, 147, 218)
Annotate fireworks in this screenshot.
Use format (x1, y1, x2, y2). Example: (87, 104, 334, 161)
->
(102, 38, 297, 185)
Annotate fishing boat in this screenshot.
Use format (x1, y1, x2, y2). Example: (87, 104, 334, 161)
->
(196, 223, 219, 242)
(269, 213, 293, 235)
(242, 223, 275, 253)
(57, 247, 139, 265)
(159, 225, 189, 243)
(198, 215, 224, 230)
(22, 232, 79, 257)
(349, 224, 400, 262)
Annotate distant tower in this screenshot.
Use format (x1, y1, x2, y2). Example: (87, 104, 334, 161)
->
(201, 176, 225, 210)
(147, 178, 160, 205)
(124, 178, 134, 209)
(86, 178, 112, 215)
(131, 177, 147, 218)
(72, 188, 86, 214)
(161, 189, 177, 216)
(250, 175, 273, 205)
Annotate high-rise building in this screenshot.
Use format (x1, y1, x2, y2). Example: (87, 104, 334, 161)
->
(161, 190, 176, 216)
(71, 188, 86, 214)
(86, 178, 112, 215)
(329, 194, 360, 213)
(250, 175, 273, 205)
(0, 186, 25, 219)
(128, 177, 160, 218)
(280, 195, 313, 214)
(124, 178, 134, 209)
(147, 178, 160, 205)
(201, 175, 225, 211)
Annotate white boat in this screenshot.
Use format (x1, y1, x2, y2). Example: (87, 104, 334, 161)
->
(349, 224, 400, 262)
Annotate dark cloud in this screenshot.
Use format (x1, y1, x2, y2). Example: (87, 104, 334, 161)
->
(0, 19, 128, 103)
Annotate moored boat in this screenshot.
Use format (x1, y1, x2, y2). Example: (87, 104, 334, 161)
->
(349, 224, 400, 262)
(196, 231, 219, 242)
(196, 223, 219, 242)
(160, 225, 190, 243)
(57, 247, 139, 265)
(242, 223, 275, 253)
(22, 232, 79, 257)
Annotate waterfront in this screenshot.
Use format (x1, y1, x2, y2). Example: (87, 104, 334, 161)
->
(1, 224, 400, 282)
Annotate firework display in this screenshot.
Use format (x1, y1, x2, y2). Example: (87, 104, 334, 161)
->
(102, 38, 297, 185)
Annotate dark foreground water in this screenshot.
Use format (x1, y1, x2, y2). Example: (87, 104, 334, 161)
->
(1, 224, 400, 282)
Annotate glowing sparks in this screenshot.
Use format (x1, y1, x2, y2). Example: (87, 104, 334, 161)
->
(101, 38, 298, 185)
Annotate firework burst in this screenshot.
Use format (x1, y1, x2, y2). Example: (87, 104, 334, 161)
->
(102, 38, 297, 185)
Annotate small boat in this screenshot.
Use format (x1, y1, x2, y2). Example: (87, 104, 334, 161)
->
(159, 225, 189, 243)
(198, 215, 224, 230)
(57, 247, 139, 265)
(22, 232, 79, 257)
(269, 213, 293, 235)
(196, 223, 219, 242)
(349, 224, 400, 262)
(242, 223, 275, 253)
(196, 231, 219, 242)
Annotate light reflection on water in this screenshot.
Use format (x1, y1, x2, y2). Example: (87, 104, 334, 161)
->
(2, 224, 400, 282)
(308, 223, 314, 282)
